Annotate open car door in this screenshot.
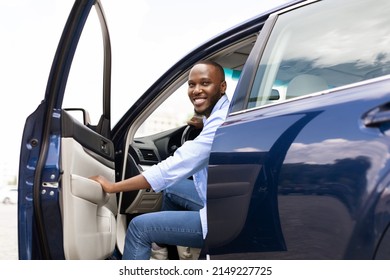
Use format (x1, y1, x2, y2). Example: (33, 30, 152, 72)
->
(18, 0, 116, 260)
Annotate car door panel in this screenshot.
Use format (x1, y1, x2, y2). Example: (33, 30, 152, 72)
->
(207, 163, 261, 248)
(61, 110, 117, 260)
(207, 108, 319, 256)
(207, 78, 390, 259)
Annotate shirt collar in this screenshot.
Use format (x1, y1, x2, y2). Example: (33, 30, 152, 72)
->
(209, 94, 229, 118)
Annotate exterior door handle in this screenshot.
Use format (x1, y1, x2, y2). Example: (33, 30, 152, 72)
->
(364, 105, 390, 127)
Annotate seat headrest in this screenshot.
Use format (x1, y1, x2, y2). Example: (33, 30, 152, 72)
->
(286, 74, 328, 99)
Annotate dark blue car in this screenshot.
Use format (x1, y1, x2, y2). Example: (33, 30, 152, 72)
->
(18, 0, 390, 259)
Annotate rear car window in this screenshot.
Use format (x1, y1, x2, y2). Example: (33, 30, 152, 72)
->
(247, 0, 390, 109)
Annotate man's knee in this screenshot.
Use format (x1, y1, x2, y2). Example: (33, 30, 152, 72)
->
(127, 215, 146, 238)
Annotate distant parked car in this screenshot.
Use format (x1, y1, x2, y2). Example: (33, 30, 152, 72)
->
(0, 187, 18, 204)
(18, 0, 390, 260)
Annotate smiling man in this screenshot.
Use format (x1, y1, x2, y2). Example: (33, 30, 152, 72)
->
(91, 60, 229, 260)
(188, 61, 227, 117)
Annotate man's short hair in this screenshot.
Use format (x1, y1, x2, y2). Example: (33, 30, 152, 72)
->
(194, 60, 225, 81)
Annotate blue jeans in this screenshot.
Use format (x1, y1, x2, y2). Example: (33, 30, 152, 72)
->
(122, 179, 204, 260)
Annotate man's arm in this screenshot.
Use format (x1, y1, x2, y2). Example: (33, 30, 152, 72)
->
(90, 174, 151, 193)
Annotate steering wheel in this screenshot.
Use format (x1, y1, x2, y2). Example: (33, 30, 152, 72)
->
(181, 125, 202, 145)
(181, 114, 203, 145)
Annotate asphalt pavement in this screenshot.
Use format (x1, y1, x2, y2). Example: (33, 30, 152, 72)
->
(0, 203, 18, 260)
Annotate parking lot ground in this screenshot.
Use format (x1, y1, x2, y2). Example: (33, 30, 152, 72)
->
(0, 203, 18, 260)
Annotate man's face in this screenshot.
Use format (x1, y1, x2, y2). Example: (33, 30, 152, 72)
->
(187, 64, 227, 118)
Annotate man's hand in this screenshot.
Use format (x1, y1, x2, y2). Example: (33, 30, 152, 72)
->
(187, 114, 204, 129)
(90, 174, 151, 193)
(90, 175, 115, 193)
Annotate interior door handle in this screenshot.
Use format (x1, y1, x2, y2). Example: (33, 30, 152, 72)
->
(364, 105, 390, 127)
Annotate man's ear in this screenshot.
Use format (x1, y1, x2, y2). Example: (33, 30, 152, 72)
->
(220, 80, 227, 95)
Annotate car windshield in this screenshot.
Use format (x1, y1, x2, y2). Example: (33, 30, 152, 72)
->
(247, 0, 390, 108)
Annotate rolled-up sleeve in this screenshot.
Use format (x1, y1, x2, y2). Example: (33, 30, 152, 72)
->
(142, 113, 223, 193)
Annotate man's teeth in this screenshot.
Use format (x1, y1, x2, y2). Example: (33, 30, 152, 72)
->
(194, 98, 205, 105)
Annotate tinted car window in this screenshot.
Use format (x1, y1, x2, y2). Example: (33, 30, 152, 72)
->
(247, 0, 390, 109)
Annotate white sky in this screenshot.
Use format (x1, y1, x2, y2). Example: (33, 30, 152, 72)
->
(0, 0, 290, 184)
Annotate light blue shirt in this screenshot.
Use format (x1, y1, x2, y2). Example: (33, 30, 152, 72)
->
(142, 94, 230, 238)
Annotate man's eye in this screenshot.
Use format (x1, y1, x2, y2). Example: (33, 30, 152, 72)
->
(202, 82, 210, 86)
